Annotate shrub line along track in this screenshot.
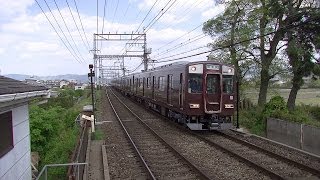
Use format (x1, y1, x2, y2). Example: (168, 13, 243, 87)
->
(110, 87, 320, 180)
(106, 88, 211, 180)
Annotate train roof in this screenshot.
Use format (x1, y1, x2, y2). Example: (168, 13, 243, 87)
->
(121, 61, 229, 78)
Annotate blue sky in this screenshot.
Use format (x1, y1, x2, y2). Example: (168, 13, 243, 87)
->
(0, 0, 225, 76)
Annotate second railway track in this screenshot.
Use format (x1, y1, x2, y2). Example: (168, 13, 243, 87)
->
(106, 87, 320, 180)
(106, 88, 211, 180)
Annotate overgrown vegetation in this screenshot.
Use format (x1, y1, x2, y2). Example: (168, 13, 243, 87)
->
(240, 95, 320, 135)
(30, 88, 90, 179)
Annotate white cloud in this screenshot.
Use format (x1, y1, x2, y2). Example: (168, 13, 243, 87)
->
(0, 0, 34, 17)
(201, 4, 225, 20)
(137, 0, 215, 26)
(0, 0, 216, 76)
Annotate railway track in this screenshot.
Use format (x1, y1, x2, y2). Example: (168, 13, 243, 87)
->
(106, 88, 211, 180)
(194, 131, 320, 179)
(196, 131, 320, 179)
(107, 87, 320, 179)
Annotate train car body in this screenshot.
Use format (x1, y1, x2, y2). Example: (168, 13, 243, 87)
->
(111, 61, 236, 130)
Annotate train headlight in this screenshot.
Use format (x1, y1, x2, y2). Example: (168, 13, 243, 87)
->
(189, 104, 200, 108)
(191, 66, 196, 71)
(225, 104, 234, 108)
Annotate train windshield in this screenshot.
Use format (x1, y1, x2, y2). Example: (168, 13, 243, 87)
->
(188, 74, 202, 93)
(206, 74, 219, 94)
(223, 75, 233, 94)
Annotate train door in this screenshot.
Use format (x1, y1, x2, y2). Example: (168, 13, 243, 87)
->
(204, 74, 222, 113)
(179, 73, 183, 108)
(167, 75, 173, 105)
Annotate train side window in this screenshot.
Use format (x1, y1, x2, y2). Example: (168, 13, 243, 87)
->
(188, 74, 202, 93)
(223, 75, 233, 94)
(147, 77, 151, 88)
(159, 76, 165, 91)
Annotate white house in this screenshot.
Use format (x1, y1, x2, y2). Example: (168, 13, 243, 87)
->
(74, 84, 86, 90)
(59, 80, 69, 88)
(0, 76, 49, 180)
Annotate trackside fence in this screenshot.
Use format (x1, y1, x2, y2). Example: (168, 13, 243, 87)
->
(267, 118, 320, 156)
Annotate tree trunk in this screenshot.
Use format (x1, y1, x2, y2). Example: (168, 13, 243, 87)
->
(287, 78, 301, 111)
(258, 67, 270, 106)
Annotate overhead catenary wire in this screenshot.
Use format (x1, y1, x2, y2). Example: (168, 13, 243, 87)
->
(35, 0, 82, 64)
(53, 0, 87, 63)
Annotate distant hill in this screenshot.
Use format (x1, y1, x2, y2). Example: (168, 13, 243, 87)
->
(4, 74, 89, 83)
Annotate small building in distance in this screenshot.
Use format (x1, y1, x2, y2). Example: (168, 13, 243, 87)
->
(59, 79, 70, 88)
(74, 83, 87, 90)
(0, 76, 50, 180)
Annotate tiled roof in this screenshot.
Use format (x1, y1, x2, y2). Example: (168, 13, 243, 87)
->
(0, 76, 48, 95)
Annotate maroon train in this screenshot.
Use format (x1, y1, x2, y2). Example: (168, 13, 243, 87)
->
(111, 61, 236, 130)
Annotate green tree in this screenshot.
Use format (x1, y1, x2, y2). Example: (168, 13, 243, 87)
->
(286, 5, 320, 110)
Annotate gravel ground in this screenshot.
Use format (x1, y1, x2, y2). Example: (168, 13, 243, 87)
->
(224, 130, 320, 172)
(201, 133, 316, 179)
(108, 90, 204, 180)
(99, 90, 148, 179)
(111, 89, 270, 180)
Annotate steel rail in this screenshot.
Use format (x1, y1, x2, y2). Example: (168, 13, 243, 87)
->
(215, 131, 320, 177)
(192, 132, 286, 179)
(108, 88, 212, 180)
(105, 89, 156, 180)
(111, 88, 287, 179)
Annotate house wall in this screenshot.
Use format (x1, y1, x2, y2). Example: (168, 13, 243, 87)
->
(0, 104, 32, 180)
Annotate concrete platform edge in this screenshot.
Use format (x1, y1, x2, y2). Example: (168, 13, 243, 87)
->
(83, 127, 91, 180)
(101, 145, 110, 180)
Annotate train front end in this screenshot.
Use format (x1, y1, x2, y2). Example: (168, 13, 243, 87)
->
(185, 62, 235, 130)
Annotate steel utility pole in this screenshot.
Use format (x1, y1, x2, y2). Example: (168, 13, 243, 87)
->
(88, 64, 95, 125)
(93, 33, 150, 85)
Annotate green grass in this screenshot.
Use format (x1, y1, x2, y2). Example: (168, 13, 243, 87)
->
(244, 88, 320, 106)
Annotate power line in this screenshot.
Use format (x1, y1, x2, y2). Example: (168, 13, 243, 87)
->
(53, 0, 87, 62)
(153, 23, 203, 52)
(134, 0, 160, 33)
(73, 0, 91, 49)
(100, 0, 109, 50)
(66, 0, 90, 51)
(154, 34, 207, 58)
(155, 17, 318, 63)
(155, 45, 208, 61)
(121, 0, 177, 54)
(43, 0, 84, 63)
(144, 0, 178, 32)
(35, 0, 82, 64)
(111, 0, 120, 29)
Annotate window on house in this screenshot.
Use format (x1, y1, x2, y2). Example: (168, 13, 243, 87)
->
(0, 111, 13, 158)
